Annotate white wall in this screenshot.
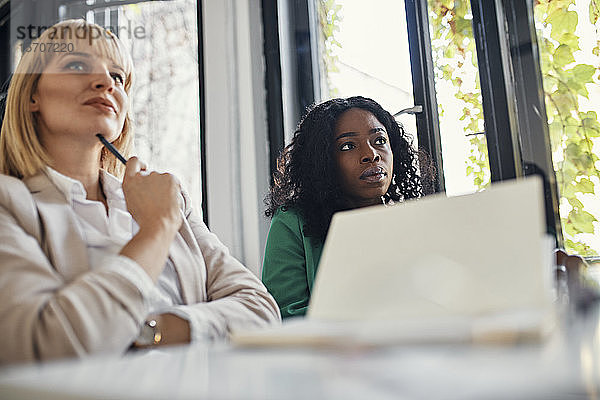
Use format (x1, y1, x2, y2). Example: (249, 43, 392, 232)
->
(201, 0, 270, 276)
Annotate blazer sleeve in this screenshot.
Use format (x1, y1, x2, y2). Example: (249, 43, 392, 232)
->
(176, 195, 281, 340)
(262, 209, 310, 319)
(0, 201, 147, 364)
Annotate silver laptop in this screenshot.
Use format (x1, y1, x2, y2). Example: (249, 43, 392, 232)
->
(308, 176, 554, 322)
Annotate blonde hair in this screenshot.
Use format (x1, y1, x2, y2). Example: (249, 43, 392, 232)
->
(0, 19, 134, 179)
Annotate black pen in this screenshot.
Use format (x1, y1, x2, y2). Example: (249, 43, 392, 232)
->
(96, 134, 127, 165)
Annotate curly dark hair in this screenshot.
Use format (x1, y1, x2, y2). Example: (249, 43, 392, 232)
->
(265, 96, 435, 238)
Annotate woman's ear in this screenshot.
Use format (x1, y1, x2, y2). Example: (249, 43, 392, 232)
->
(30, 94, 39, 112)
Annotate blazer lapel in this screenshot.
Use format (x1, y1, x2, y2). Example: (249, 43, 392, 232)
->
(168, 219, 206, 304)
(24, 173, 90, 282)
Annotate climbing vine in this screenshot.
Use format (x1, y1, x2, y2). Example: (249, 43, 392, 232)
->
(427, 0, 490, 191)
(317, 0, 343, 97)
(535, 0, 600, 256)
(428, 0, 600, 256)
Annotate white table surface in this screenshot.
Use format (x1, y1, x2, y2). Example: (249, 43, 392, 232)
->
(1, 309, 599, 400)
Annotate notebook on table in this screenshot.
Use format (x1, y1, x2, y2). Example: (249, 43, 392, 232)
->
(233, 176, 555, 347)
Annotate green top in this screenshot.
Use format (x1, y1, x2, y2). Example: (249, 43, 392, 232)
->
(261, 208, 324, 318)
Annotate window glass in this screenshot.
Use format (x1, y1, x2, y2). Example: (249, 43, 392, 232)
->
(316, 0, 492, 197)
(63, 0, 202, 211)
(534, 0, 600, 257)
(316, 0, 418, 144)
(427, 0, 491, 196)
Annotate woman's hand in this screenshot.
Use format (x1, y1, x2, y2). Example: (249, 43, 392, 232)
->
(119, 157, 183, 281)
(122, 157, 182, 233)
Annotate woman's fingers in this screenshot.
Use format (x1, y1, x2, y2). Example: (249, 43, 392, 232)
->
(122, 164, 183, 233)
(124, 156, 147, 177)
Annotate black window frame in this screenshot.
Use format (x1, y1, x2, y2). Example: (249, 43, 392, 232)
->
(261, 0, 285, 180)
(405, 0, 445, 193)
(262, 0, 562, 244)
(470, 0, 562, 241)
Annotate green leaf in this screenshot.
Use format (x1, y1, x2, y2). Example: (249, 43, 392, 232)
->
(574, 178, 595, 194)
(561, 162, 579, 186)
(571, 64, 596, 83)
(568, 197, 584, 208)
(553, 44, 576, 67)
(551, 92, 574, 115)
(583, 111, 598, 120)
(564, 123, 580, 141)
(577, 85, 590, 98)
(583, 126, 600, 139)
(582, 116, 600, 137)
(564, 220, 578, 236)
(569, 209, 597, 234)
(558, 33, 580, 50)
(579, 152, 595, 171)
(548, 9, 578, 39)
(565, 79, 584, 93)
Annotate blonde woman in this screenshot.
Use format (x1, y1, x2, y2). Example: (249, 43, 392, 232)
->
(0, 19, 280, 363)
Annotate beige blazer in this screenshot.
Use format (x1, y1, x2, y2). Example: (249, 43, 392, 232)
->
(0, 172, 280, 363)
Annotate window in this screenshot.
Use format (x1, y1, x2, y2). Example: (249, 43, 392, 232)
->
(61, 0, 204, 215)
(315, 0, 418, 142)
(534, 0, 600, 257)
(427, 0, 490, 196)
(311, 0, 492, 197)
(269, 0, 572, 255)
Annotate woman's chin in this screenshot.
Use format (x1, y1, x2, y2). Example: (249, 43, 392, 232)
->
(92, 129, 121, 142)
(85, 119, 124, 142)
(345, 193, 386, 208)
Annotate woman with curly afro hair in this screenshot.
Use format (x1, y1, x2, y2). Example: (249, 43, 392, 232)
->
(262, 96, 434, 318)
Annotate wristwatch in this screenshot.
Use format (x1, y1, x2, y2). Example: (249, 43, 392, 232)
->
(134, 318, 162, 347)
